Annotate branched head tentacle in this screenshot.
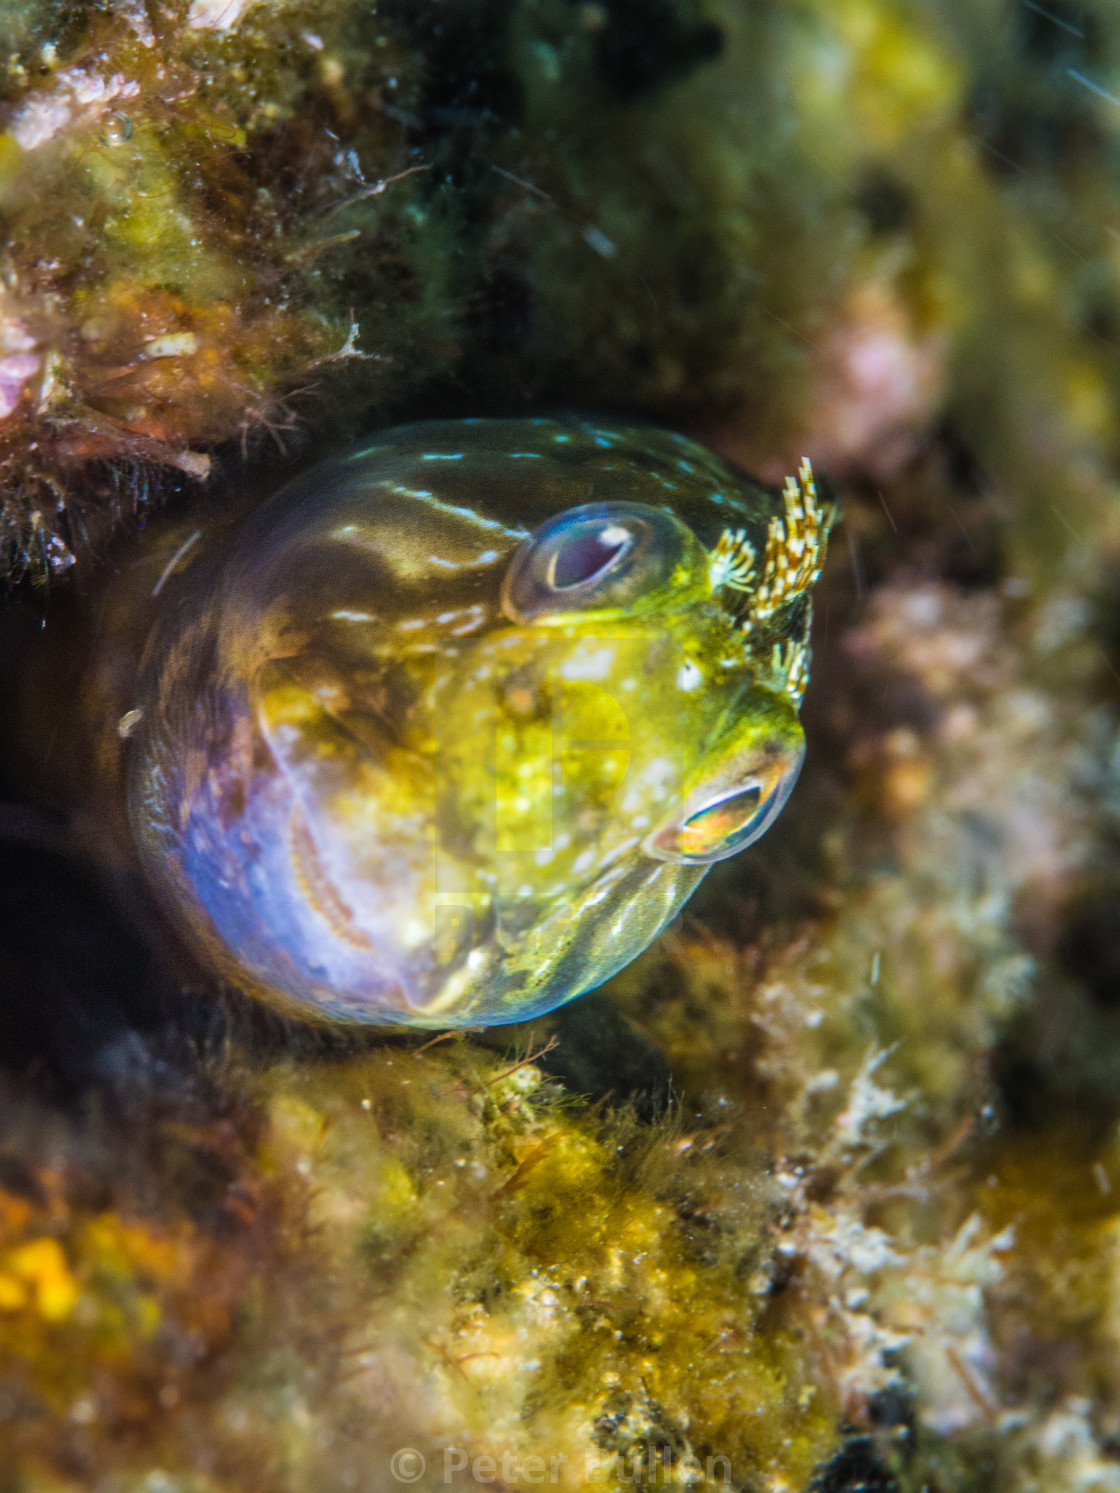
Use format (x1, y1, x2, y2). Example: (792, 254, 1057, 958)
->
(768, 637, 811, 705)
(708, 527, 755, 593)
(742, 458, 827, 635)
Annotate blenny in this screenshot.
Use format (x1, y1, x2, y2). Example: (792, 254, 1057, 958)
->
(125, 417, 832, 1026)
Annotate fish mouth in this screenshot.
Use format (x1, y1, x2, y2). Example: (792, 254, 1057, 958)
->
(642, 740, 804, 865)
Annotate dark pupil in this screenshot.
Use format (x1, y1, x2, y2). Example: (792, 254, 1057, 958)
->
(552, 526, 630, 589)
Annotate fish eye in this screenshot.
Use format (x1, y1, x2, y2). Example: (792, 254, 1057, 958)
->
(548, 521, 633, 590)
(501, 501, 703, 624)
(643, 747, 803, 865)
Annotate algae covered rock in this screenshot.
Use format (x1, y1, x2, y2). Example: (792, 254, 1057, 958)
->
(0, 0, 858, 579)
(0, 0, 444, 578)
(0, 1046, 843, 1492)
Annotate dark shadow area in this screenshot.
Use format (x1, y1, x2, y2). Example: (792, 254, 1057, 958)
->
(0, 837, 204, 1097)
(530, 991, 672, 1117)
(809, 1434, 900, 1493)
(586, 0, 724, 100)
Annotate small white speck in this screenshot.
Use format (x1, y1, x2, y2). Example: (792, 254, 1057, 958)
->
(561, 646, 616, 682)
(151, 529, 201, 597)
(143, 332, 198, 359)
(583, 225, 617, 257)
(1068, 67, 1120, 109)
(402, 918, 428, 947)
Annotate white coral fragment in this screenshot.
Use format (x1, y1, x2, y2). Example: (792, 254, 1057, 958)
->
(881, 1213, 1014, 1434)
(10, 68, 139, 151)
(833, 1049, 906, 1150)
(0, 354, 39, 420)
(188, 0, 262, 32)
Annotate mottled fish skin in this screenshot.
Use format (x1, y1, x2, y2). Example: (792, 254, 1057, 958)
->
(127, 417, 833, 1027)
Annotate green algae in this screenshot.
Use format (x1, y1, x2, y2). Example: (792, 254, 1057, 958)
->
(0, 1048, 843, 1493)
(0, 0, 444, 577)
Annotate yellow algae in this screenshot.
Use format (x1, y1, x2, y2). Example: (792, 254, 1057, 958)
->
(0, 1271, 27, 1311)
(3, 1238, 79, 1322)
(252, 1045, 842, 1492)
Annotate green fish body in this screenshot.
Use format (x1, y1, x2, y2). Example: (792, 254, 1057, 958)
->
(128, 417, 832, 1026)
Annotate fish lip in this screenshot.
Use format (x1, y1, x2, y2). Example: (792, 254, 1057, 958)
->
(641, 741, 804, 865)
